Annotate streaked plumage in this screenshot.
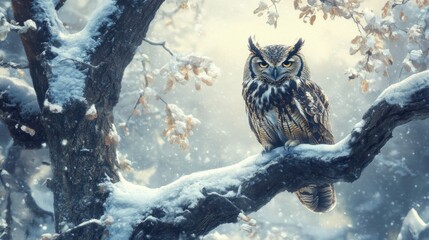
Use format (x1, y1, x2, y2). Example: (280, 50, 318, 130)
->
(242, 37, 336, 212)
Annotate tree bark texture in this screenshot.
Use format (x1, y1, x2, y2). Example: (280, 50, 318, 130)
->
(10, 0, 165, 236)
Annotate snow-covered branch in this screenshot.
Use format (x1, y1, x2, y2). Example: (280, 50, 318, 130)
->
(0, 76, 45, 148)
(104, 70, 429, 239)
(12, 0, 64, 108)
(83, 0, 166, 106)
(398, 208, 429, 240)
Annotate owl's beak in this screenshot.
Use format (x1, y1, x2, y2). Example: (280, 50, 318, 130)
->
(272, 67, 279, 79)
(269, 66, 285, 81)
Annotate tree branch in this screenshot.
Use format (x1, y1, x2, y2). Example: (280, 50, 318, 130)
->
(0, 76, 46, 148)
(54, 0, 67, 11)
(82, 0, 166, 106)
(12, 0, 64, 108)
(0, 60, 29, 69)
(104, 70, 429, 239)
(143, 38, 175, 56)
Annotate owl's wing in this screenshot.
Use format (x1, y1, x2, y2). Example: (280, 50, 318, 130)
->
(246, 109, 283, 151)
(294, 80, 334, 144)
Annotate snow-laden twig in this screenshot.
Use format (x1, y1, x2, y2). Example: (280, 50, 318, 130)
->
(104, 70, 429, 239)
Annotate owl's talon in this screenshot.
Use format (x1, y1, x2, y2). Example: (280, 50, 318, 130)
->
(284, 140, 300, 148)
(261, 146, 274, 155)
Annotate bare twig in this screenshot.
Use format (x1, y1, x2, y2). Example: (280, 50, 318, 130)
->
(0, 61, 29, 69)
(124, 60, 169, 127)
(57, 58, 101, 70)
(350, 11, 365, 37)
(143, 38, 175, 56)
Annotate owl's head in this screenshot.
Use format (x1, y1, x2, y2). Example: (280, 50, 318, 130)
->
(244, 37, 309, 85)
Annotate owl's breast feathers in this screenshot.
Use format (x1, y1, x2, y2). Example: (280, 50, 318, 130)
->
(243, 78, 334, 150)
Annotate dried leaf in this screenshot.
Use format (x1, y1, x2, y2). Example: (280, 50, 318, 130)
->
(294, 0, 300, 9)
(85, 104, 97, 120)
(139, 95, 146, 105)
(299, 11, 306, 19)
(383, 70, 388, 77)
(400, 11, 408, 21)
(164, 76, 175, 93)
(360, 79, 369, 93)
(20, 125, 35, 136)
(17, 69, 25, 77)
(381, 1, 390, 18)
(193, 67, 201, 75)
(179, 66, 188, 75)
(165, 106, 174, 126)
(195, 82, 201, 90)
(351, 35, 362, 44)
(202, 78, 214, 86)
(145, 73, 154, 85)
(254, 1, 269, 14)
(132, 109, 141, 116)
(310, 15, 316, 25)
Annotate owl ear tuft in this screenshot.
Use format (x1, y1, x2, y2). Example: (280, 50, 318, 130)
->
(248, 36, 263, 59)
(290, 38, 304, 56)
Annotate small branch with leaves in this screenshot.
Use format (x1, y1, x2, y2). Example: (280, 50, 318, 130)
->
(254, 0, 281, 27)
(122, 39, 219, 149)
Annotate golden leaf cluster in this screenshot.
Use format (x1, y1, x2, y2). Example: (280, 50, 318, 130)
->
(163, 104, 200, 150)
(161, 55, 219, 93)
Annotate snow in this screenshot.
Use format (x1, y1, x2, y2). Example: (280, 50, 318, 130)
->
(290, 135, 351, 161)
(44, 99, 63, 113)
(47, 0, 119, 106)
(21, 20, 37, 33)
(0, 12, 11, 41)
(108, 124, 121, 144)
(0, 76, 40, 116)
(375, 70, 429, 107)
(85, 104, 97, 119)
(104, 155, 260, 239)
(0, 13, 36, 41)
(20, 125, 36, 136)
(104, 134, 353, 239)
(397, 208, 429, 240)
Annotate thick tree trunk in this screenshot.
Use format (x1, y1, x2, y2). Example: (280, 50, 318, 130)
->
(44, 102, 119, 232)
(11, 0, 165, 237)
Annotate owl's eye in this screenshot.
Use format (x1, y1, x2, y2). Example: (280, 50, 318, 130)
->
(258, 62, 268, 68)
(282, 61, 292, 67)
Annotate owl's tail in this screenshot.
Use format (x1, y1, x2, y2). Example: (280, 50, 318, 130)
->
(295, 183, 336, 212)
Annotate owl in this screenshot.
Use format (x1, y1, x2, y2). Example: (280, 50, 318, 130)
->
(242, 37, 336, 212)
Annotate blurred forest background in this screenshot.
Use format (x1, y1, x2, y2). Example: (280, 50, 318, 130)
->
(1, 0, 429, 239)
